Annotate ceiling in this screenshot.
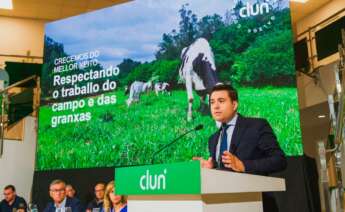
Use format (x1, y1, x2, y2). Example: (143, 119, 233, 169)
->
(0, 0, 334, 25)
(290, 0, 332, 25)
(0, 0, 130, 21)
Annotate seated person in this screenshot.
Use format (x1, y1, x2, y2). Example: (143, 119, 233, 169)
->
(86, 183, 105, 212)
(44, 179, 82, 212)
(0, 185, 27, 212)
(65, 185, 76, 199)
(101, 181, 127, 212)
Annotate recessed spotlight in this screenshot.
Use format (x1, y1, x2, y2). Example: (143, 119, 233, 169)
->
(318, 115, 326, 119)
(0, 0, 12, 10)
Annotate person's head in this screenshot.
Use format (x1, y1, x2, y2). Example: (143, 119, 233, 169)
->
(49, 179, 66, 204)
(103, 181, 126, 212)
(65, 184, 76, 198)
(94, 183, 105, 201)
(3, 185, 16, 202)
(209, 84, 238, 123)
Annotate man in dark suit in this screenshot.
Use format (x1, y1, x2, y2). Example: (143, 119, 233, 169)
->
(194, 84, 287, 211)
(44, 180, 82, 212)
(0, 185, 27, 212)
(86, 183, 105, 212)
(195, 83, 287, 174)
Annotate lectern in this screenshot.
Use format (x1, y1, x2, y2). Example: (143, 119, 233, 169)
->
(115, 161, 285, 212)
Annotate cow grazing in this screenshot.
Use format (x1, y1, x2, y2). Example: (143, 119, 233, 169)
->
(154, 82, 170, 96)
(178, 37, 219, 121)
(126, 81, 152, 106)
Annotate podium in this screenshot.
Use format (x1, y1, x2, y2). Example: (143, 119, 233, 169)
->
(115, 161, 285, 212)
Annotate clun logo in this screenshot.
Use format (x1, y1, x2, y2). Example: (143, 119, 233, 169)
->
(140, 169, 167, 191)
(233, 0, 277, 34)
(239, 2, 270, 18)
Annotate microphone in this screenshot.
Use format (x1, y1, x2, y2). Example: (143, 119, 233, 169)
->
(151, 124, 204, 164)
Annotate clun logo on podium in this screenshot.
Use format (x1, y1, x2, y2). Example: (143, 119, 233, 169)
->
(140, 169, 167, 191)
(239, 1, 270, 18)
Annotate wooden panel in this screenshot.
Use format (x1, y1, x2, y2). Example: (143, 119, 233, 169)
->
(327, 154, 338, 188)
(4, 118, 25, 140)
(31, 76, 40, 117)
(7, 87, 26, 95)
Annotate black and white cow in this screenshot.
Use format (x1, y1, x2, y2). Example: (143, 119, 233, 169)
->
(178, 38, 219, 121)
(126, 81, 152, 106)
(154, 82, 170, 96)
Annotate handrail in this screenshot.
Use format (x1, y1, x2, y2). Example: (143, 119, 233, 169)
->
(0, 54, 43, 60)
(0, 75, 37, 94)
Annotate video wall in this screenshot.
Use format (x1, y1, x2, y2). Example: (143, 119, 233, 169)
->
(37, 0, 302, 170)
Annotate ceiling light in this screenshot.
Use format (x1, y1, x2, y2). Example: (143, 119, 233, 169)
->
(290, 0, 309, 3)
(318, 115, 326, 119)
(0, 0, 13, 10)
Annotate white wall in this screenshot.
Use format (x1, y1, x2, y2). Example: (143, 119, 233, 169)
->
(0, 117, 37, 202)
(0, 16, 44, 202)
(297, 62, 337, 109)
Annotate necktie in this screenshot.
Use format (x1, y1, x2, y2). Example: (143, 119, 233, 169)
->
(219, 124, 230, 168)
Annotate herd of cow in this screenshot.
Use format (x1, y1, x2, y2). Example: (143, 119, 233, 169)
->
(124, 38, 221, 121)
(125, 81, 171, 106)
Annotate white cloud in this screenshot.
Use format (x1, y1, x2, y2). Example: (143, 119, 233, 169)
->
(141, 44, 159, 53)
(45, 0, 289, 66)
(98, 47, 131, 59)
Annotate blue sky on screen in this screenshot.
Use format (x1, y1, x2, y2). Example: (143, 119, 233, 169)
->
(45, 0, 289, 68)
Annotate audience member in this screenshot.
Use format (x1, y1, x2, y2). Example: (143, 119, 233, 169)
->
(0, 185, 27, 212)
(65, 185, 76, 199)
(86, 183, 105, 212)
(102, 181, 127, 212)
(43, 180, 82, 212)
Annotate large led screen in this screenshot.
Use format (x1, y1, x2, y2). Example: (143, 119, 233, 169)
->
(37, 0, 302, 170)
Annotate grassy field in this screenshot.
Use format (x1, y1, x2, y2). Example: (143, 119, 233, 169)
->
(37, 87, 302, 170)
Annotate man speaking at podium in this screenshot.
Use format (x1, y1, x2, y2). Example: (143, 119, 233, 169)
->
(194, 84, 287, 211)
(195, 83, 287, 174)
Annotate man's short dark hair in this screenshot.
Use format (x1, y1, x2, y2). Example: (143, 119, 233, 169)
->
(66, 184, 74, 189)
(95, 182, 105, 188)
(209, 84, 238, 101)
(4, 185, 15, 192)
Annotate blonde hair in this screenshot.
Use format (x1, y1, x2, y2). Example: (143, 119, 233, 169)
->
(103, 181, 127, 212)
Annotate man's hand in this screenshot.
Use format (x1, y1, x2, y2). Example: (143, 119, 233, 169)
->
(221, 151, 245, 172)
(193, 157, 214, 169)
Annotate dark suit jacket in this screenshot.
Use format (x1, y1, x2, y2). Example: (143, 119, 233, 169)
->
(0, 196, 27, 212)
(208, 114, 287, 175)
(43, 197, 82, 212)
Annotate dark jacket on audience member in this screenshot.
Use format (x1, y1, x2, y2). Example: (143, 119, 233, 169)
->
(43, 197, 82, 212)
(86, 199, 103, 211)
(0, 196, 27, 212)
